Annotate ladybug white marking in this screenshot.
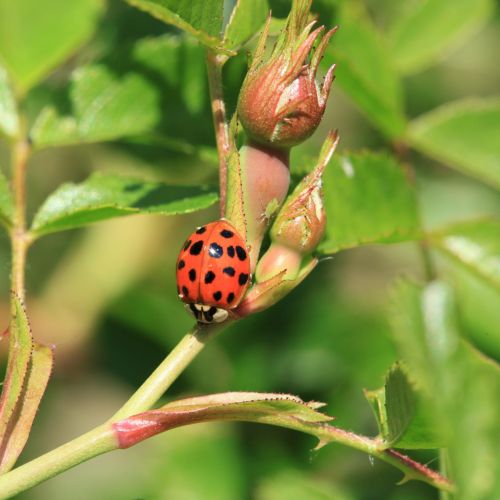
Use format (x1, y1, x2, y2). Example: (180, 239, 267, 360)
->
(184, 303, 229, 324)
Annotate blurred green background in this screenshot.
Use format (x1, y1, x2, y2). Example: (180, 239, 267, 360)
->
(0, 0, 499, 498)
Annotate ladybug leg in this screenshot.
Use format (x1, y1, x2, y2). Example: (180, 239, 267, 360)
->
(185, 303, 202, 321)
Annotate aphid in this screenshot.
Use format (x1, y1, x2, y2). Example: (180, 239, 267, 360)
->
(176, 220, 251, 323)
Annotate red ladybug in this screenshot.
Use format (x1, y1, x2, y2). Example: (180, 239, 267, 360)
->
(176, 220, 251, 323)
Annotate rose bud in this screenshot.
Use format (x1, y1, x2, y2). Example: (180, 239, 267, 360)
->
(256, 130, 339, 282)
(237, 0, 337, 148)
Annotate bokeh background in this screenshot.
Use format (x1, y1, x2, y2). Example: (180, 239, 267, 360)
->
(1, 0, 499, 498)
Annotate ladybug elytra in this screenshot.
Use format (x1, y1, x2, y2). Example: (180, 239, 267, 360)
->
(176, 220, 251, 323)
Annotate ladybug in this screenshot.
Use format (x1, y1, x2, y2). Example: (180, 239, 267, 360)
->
(176, 220, 251, 323)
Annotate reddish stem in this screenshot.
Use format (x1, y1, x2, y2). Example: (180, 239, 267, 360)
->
(206, 50, 230, 216)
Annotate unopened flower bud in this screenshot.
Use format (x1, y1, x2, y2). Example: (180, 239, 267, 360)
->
(273, 130, 339, 253)
(256, 130, 339, 282)
(237, 0, 337, 148)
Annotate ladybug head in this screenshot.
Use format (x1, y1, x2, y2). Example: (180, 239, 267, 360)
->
(185, 303, 229, 323)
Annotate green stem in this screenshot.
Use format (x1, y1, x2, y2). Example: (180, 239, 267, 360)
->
(10, 138, 31, 302)
(418, 239, 437, 282)
(111, 322, 224, 421)
(0, 425, 116, 499)
(0, 323, 226, 497)
(439, 448, 452, 500)
(391, 139, 438, 282)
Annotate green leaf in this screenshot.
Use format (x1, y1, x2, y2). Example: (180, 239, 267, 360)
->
(0, 170, 13, 228)
(429, 218, 500, 290)
(366, 364, 444, 449)
(319, 152, 420, 254)
(132, 35, 207, 117)
(126, 0, 231, 54)
(0, 66, 19, 138)
(408, 97, 500, 190)
(113, 392, 331, 448)
(0, 0, 103, 93)
(445, 260, 500, 359)
(389, 280, 500, 498)
(0, 297, 33, 456)
(223, 0, 269, 50)
(31, 172, 218, 236)
(325, 7, 406, 138)
(388, 0, 494, 74)
(31, 64, 161, 147)
(0, 343, 53, 473)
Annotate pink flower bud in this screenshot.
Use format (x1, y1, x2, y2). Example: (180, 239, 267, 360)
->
(255, 130, 338, 283)
(272, 130, 339, 254)
(237, 1, 337, 148)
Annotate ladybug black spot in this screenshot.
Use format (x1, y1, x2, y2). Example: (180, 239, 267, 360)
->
(209, 242, 223, 258)
(181, 286, 189, 297)
(227, 246, 235, 258)
(227, 292, 235, 304)
(220, 229, 234, 238)
(236, 246, 247, 261)
(188, 269, 196, 282)
(190, 240, 203, 255)
(183, 239, 192, 251)
(238, 273, 249, 286)
(223, 266, 235, 277)
(177, 259, 185, 270)
(213, 291, 222, 301)
(204, 271, 216, 284)
(196, 226, 206, 234)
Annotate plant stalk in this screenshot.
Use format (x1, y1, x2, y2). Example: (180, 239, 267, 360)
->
(0, 402, 453, 497)
(392, 139, 438, 282)
(0, 425, 116, 499)
(267, 420, 454, 493)
(10, 139, 30, 302)
(206, 50, 230, 217)
(0, 322, 226, 497)
(111, 322, 225, 421)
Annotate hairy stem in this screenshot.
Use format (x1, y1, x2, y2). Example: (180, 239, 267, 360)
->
(10, 139, 31, 302)
(206, 50, 230, 217)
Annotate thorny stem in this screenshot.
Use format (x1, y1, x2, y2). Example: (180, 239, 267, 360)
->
(0, 398, 454, 497)
(276, 422, 454, 493)
(206, 50, 230, 217)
